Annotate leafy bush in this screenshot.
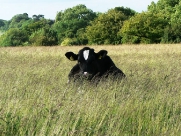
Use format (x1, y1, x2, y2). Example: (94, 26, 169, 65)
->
(29, 28, 58, 46)
(61, 38, 78, 46)
(120, 12, 168, 44)
(23, 19, 54, 36)
(86, 7, 136, 45)
(0, 28, 28, 46)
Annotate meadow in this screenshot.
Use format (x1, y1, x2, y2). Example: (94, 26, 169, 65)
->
(0, 44, 181, 136)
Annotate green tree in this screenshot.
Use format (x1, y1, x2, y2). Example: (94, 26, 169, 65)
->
(120, 12, 168, 44)
(1, 21, 10, 31)
(86, 7, 136, 45)
(23, 19, 54, 35)
(32, 14, 44, 21)
(0, 28, 28, 46)
(0, 19, 5, 27)
(167, 1, 181, 43)
(148, 0, 179, 15)
(76, 28, 88, 45)
(9, 13, 31, 29)
(53, 4, 96, 45)
(29, 28, 58, 46)
(148, 0, 181, 43)
(0, 19, 8, 32)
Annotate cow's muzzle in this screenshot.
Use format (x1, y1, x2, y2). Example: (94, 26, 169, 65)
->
(83, 72, 93, 80)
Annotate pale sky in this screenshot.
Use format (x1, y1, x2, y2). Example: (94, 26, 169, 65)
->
(0, 0, 158, 20)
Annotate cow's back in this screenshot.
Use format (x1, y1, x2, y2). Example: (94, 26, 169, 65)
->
(97, 56, 125, 78)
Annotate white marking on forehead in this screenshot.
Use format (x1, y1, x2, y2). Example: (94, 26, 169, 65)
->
(83, 50, 89, 60)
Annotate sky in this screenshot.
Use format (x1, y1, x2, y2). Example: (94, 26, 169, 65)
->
(0, 0, 158, 20)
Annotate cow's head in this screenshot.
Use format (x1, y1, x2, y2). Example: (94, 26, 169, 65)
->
(65, 47, 107, 78)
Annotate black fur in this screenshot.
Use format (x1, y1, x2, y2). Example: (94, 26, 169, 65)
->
(65, 47, 125, 82)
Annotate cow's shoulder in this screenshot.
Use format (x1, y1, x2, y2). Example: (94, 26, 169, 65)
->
(100, 55, 115, 67)
(68, 63, 80, 77)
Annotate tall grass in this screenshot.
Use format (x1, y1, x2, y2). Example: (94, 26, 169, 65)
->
(0, 45, 181, 135)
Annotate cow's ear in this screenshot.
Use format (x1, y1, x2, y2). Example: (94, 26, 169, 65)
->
(96, 50, 108, 59)
(65, 52, 78, 61)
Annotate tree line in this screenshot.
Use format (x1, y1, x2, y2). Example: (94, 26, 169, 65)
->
(0, 0, 181, 46)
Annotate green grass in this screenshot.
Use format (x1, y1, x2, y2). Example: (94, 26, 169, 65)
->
(0, 45, 181, 136)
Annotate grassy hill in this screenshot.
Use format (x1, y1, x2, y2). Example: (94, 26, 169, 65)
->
(0, 45, 181, 135)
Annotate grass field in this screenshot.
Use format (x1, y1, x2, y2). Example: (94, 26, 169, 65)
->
(0, 44, 181, 136)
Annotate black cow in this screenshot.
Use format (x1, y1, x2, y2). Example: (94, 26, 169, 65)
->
(65, 47, 125, 82)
